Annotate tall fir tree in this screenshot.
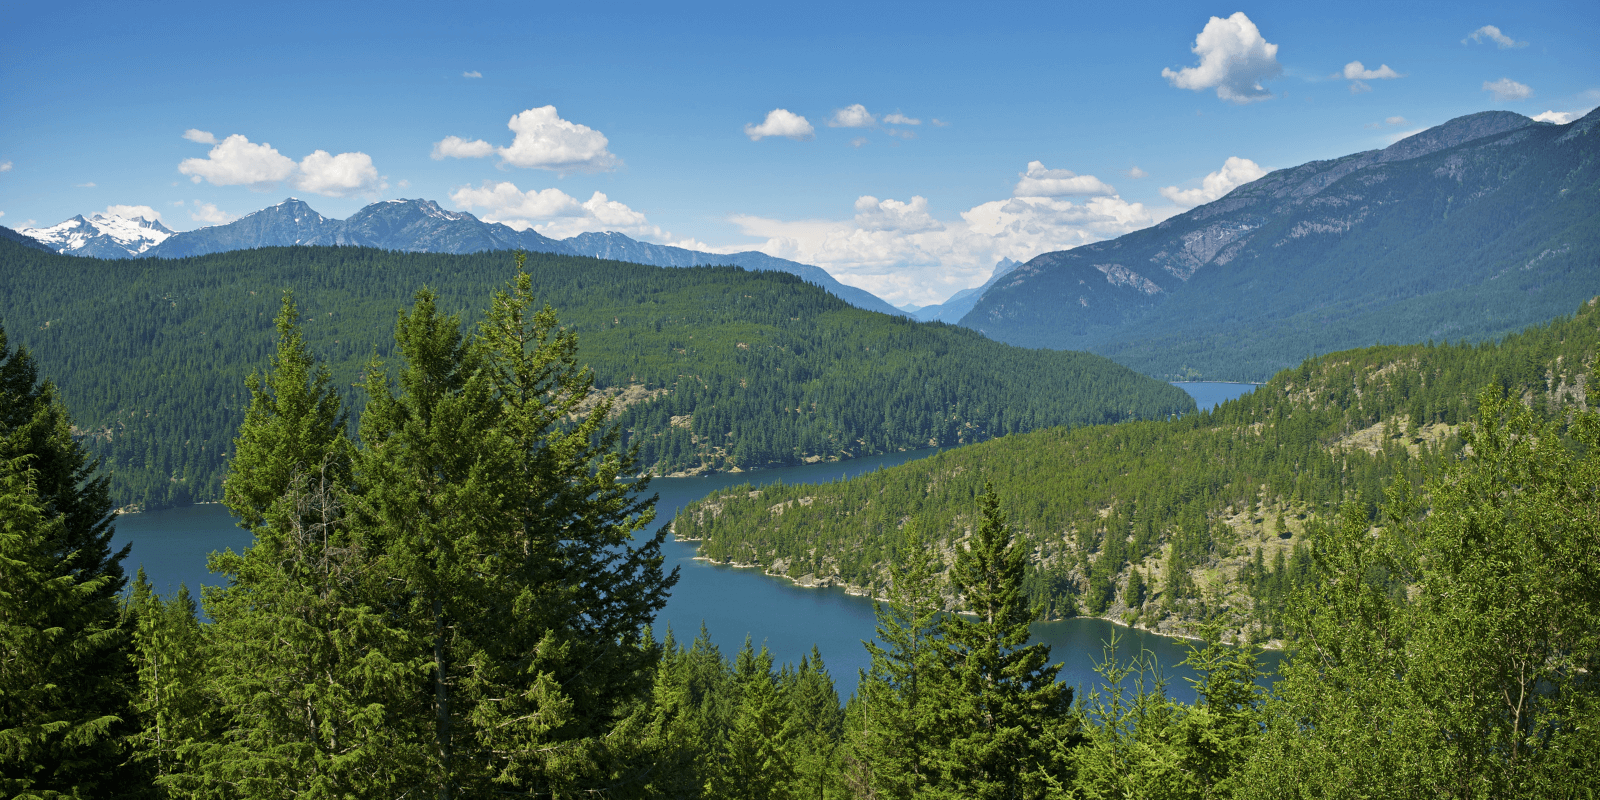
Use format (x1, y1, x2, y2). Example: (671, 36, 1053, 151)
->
(0, 457, 126, 797)
(193, 294, 423, 797)
(854, 519, 952, 800)
(350, 254, 677, 797)
(935, 484, 1071, 800)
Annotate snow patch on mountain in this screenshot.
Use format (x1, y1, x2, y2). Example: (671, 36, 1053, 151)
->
(21, 213, 175, 256)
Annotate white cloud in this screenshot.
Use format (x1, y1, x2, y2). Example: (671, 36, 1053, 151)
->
(178, 132, 384, 196)
(295, 150, 383, 196)
(850, 137, 869, 148)
(105, 204, 162, 223)
(930, 118, 949, 127)
(497, 106, 620, 172)
(1162, 12, 1282, 104)
(1386, 116, 1408, 126)
(1340, 61, 1402, 80)
(1531, 109, 1594, 124)
(710, 188, 1177, 306)
(1126, 166, 1148, 179)
(1159, 156, 1266, 208)
(1349, 81, 1373, 94)
(189, 202, 236, 225)
(431, 135, 496, 160)
(1463, 25, 1526, 49)
(746, 109, 816, 141)
(854, 196, 943, 233)
(449, 180, 667, 240)
(76, 182, 97, 188)
(1, 161, 13, 172)
(1013, 161, 1116, 197)
(182, 128, 218, 144)
(433, 107, 620, 174)
(1484, 78, 1533, 101)
(463, 70, 482, 78)
(883, 113, 920, 125)
(179, 134, 297, 188)
(829, 104, 876, 128)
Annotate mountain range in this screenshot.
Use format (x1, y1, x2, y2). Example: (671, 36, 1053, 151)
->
(18, 198, 904, 317)
(961, 108, 1600, 380)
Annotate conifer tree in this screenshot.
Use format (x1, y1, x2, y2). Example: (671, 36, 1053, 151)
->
(195, 293, 422, 797)
(0, 457, 125, 796)
(855, 519, 951, 799)
(351, 254, 677, 796)
(936, 484, 1070, 799)
(124, 571, 211, 795)
(786, 647, 845, 800)
(712, 640, 796, 800)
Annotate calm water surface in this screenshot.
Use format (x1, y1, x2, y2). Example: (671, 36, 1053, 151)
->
(1172, 381, 1259, 412)
(114, 423, 1280, 699)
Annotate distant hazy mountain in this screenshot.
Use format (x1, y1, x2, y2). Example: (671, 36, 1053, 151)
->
(961, 109, 1600, 380)
(911, 257, 1021, 322)
(562, 231, 905, 316)
(27, 199, 900, 315)
(142, 198, 571, 258)
(20, 213, 175, 257)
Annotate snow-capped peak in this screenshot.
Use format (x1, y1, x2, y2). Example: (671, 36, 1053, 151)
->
(21, 211, 176, 257)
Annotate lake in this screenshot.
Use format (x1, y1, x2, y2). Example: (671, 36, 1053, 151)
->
(112, 381, 1278, 699)
(1171, 381, 1259, 412)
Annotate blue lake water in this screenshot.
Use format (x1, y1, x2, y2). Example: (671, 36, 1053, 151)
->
(113, 400, 1280, 700)
(1172, 381, 1259, 412)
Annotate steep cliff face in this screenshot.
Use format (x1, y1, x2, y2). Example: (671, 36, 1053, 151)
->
(963, 109, 1600, 380)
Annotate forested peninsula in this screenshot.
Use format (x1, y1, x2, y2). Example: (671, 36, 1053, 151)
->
(677, 297, 1600, 642)
(0, 238, 1191, 510)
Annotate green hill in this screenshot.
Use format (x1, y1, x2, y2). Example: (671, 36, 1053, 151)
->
(676, 296, 1600, 641)
(0, 240, 1192, 510)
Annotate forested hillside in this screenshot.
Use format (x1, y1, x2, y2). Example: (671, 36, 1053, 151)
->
(963, 109, 1600, 380)
(678, 297, 1600, 641)
(0, 239, 1191, 510)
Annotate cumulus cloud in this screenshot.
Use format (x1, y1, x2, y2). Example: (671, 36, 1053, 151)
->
(1484, 78, 1533, 101)
(883, 113, 920, 125)
(1159, 157, 1266, 208)
(746, 109, 815, 141)
(850, 137, 869, 148)
(1464, 25, 1526, 48)
(189, 202, 237, 225)
(1532, 109, 1592, 124)
(1162, 12, 1282, 104)
(182, 128, 218, 144)
(179, 134, 297, 188)
(463, 70, 482, 78)
(431, 135, 496, 160)
(295, 150, 383, 196)
(854, 196, 943, 233)
(1013, 162, 1117, 197)
(430, 107, 621, 174)
(1340, 61, 1402, 81)
(1386, 116, 1408, 125)
(498, 106, 620, 172)
(1126, 166, 1148, 179)
(448, 180, 666, 240)
(105, 204, 162, 223)
(709, 188, 1178, 306)
(76, 182, 97, 188)
(178, 133, 385, 196)
(829, 104, 876, 128)
(0, 161, 10, 172)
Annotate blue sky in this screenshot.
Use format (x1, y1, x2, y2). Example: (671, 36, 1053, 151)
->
(3, 0, 1595, 304)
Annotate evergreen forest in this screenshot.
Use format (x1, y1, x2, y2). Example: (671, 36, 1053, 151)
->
(0, 238, 1192, 510)
(3, 268, 1595, 797)
(678, 297, 1600, 641)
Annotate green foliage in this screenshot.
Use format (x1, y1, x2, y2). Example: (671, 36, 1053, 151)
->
(0, 239, 1192, 510)
(0, 456, 126, 797)
(678, 298, 1600, 637)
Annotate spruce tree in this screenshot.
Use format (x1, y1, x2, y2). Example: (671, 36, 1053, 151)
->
(350, 254, 677, 796)
(194, 294, 422, 797)
(124, 571, 211, 795)
(855, 519, 951, 799)
(0, 457, 126, 797)
(936, 484, 1070, 799)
